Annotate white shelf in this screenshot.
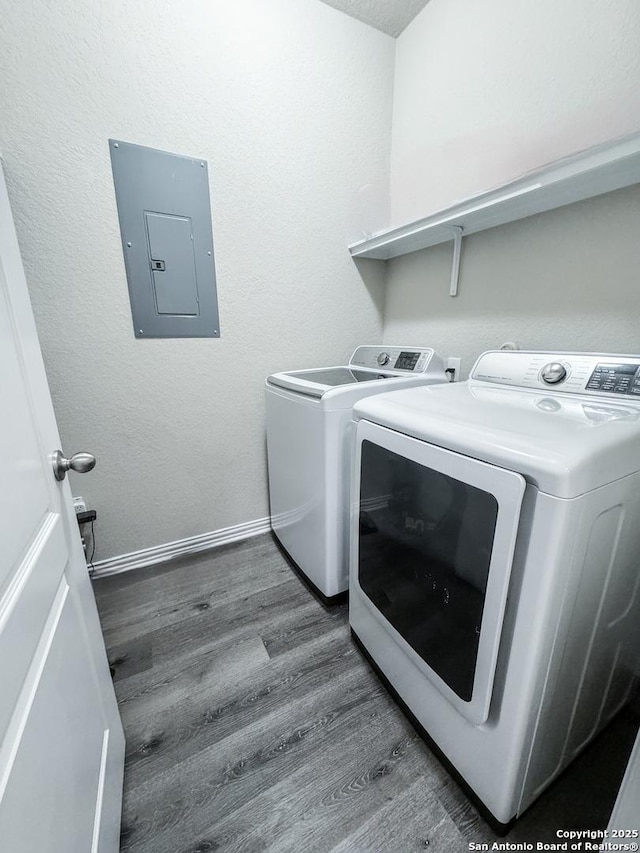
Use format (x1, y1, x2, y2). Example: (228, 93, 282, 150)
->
(349, 133, 640, 261)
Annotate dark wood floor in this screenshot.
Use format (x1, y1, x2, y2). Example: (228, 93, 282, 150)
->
(93, 533, 638, 853)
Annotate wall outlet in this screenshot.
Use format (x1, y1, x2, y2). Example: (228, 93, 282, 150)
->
(446, 357, 462, 381)
(72, 496, 86, 514)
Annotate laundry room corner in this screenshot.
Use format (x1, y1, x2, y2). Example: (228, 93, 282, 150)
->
(380, 0, 640, 375)
(0, 0, 395, 563)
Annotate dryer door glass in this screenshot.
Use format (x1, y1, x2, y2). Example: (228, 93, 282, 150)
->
(359, 440, 498, 702)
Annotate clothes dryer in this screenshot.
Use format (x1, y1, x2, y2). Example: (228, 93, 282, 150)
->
(350, 350, 640, 827)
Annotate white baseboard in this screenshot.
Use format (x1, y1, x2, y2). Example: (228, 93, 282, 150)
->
(90, 516, 272, 579)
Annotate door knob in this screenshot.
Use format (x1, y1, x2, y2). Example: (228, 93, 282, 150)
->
(52, 450, 96, 482)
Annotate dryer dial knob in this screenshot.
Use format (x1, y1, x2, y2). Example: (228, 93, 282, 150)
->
(541, 362, 567, 384)
(377, 352, 390, 366)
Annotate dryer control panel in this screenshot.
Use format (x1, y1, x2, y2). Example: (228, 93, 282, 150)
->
(585, 362, 640, 396)
(350, 346, 438, 374)
(471, 351, 640, 399)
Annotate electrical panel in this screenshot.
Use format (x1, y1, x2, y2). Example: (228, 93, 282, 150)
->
(109, 139, 220, 339)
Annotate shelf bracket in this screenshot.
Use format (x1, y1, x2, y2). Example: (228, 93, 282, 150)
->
(448, 226, 464, 297)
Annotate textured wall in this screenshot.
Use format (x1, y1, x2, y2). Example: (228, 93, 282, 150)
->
(0, 0, 393, 560)
(390, 0, 640, 226)
(383, 185, 640, 376)
(383, 0, 640, 379)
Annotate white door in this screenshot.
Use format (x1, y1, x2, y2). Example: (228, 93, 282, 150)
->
(0, 162, 124, 851)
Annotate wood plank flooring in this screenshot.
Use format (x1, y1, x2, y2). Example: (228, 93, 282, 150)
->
(93, 534, 639, 853)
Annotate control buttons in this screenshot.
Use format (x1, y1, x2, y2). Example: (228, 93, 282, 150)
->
(377, 352, 390, 366)
(541, 362, 567, 385)
(586, 362, 640, 395)
(394, 351, 420, 371)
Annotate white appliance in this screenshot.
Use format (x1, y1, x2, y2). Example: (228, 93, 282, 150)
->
(265, 345, 446, 601)
(350, 350, 640, 828)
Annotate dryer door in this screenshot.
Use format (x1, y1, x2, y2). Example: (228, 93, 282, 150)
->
(355, 419, 525, 725)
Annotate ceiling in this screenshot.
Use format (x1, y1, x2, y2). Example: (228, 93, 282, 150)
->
(318, 0, 431, 37)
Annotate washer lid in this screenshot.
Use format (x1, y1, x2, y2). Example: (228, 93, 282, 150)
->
(267, 366, 398, 398)
(353, 382, 640, 497)
(267, 345, 446, 400)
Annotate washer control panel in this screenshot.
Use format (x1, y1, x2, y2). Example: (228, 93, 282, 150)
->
(350, 346, 437, 374)
(394, 350, 421, 371)
(471, 351, 640, 398)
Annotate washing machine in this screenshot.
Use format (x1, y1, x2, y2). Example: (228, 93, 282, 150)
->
(349, 350, 640, 828)
(265, 345, 446, 602)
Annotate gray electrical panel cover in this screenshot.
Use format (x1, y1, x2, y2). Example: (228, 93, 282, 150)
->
(109, 139, 220, 338)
